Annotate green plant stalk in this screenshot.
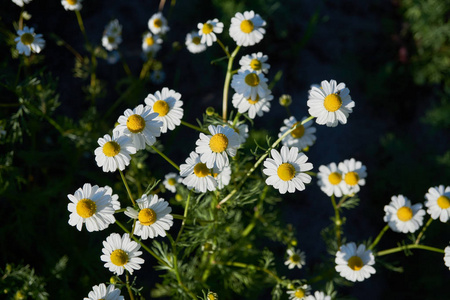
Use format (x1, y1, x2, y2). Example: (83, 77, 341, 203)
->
(217, 261, 282, 283)
(222, 46, 241, 121)
(216, 38, 230, 57)
(176, 192, 191, 243)
(104, 79, 144, 119)
(125, 272, 135, 300)
(217, 115, 315, 207)
(22, 101, 66, 136)
(150, 145, 180, 171)
(368, 224, 390, 250)
(415, 217, 433, 244)
(171, 214, 215, 224)
(231, 112, 241, 127)
(376, 244, 444, 256)
(75, 10, 89, 46)
(330, 194, 342, 247)
(139, 58, 153, 80)
(180, 120, 209, 134)
(241, 186, 268, 237)
(336, 195, 350, 208)
(119, 170, 136, 206)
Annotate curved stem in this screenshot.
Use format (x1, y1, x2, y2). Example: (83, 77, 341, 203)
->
(216, 38, 230, 57)
(222, 46, 241, 121)
(368, 224, 390, 250)
(119, 170, 136, 206)
(150, 145, 180, 171)
(180, 120, 209, 134)
(376, 244, 444, 257)
(415, 217, 433, 244)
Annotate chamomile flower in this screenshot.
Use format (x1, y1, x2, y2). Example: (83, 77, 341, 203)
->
(94, 132, 137, 172)
(198, 19, 223, 47)
(101, 233, 144, 276)
(212, 165, 231, 190)
(284, 248, 306, 269)
(305, 291, 331, 300)
(124, 194, 173, 239)
(195, 125, 240, 169)
(317, 162, 345, 197)
(15, 26, 45, 56)
(425, 185, 450, 223)
(335, 242, 375, 282)
(185, 31, 207, 54)
(279, 116, 316, 150)
(229, 11, 266, 47)
(228, 121, 249, 144)
(239, 52, 270, 74)
(444, 245, 450, 270)
(180, 151, 217, 193)
(142, 32, 162, 55)
(84, 283, 123, 300)
(338, 158, 367, 195)
(384, 195, 425, 233)
(287, 285, 311, 300)
(102, 20, 122, 51)
(113, 104, 162, 150)
(12, 0, 32, 7)
(144, 87, 183, 133)
(163, 172, 181, 193)
(104, 185, 121, 210)
(104, 19, 122, 36)
(231, 69, 269, 101)
(148, 12, 169, 35)
(67, 183, 118, 232)
(307, 80, 355, 127)
(232, 91, 272, 119)
(61, 0, 82, 11)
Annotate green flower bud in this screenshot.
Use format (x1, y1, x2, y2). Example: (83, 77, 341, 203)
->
(206, 107, 215, 116)
(279, 94, 292, 107)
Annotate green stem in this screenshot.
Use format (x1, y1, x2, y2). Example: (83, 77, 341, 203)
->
(217, 261, 282, 283)
(222, 46, 241, 121)
(368, 224, 390, 250)
(180, 120, 209, 134)
(176, 192, 191, 243)
(241, 186, 267, 237)
(171, 214, 215, 224)
(376, 244, 444, 257)
(75, 10, 89, 47)
(150, 145, 180, 171)
(216, 38, 230, 57)
(415, 217, 433, 244)
(231, 112, 240, 127)
(119, 170, 136, 206)
(336, 195, 350, 208)
(330, 194, 342, 247)
(125, 272, 135, 300)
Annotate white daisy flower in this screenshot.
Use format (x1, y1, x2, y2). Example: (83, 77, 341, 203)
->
(94, 131, 137, 172)
(307, 79, 355, 127)
(113, 104, 162, 150)
(444, 245, 450, 270)
(384, 195, 426, 233)
(150, 70, 165, 85)
(102, 20, 122, 51)
(338, 158, 367, 195)
(239, 52, 270, 74)
(124, 194, 173, 240)
(425, 185, 450, 223)
(317, 162, 346, 197)
(61, 0, 82, 11)
(12, 0, 32, 7)
(229, 11, 266, 47)
(228, 121, 249, 144)
(287, 285, 311, 300)
(335, 242, 375, 282)
(231, 69, 269, 101)
(101, 233, 144, 276)
(104, 185, 121, 210)
(232, 91, 272, 119)
(212, 165, 231, 190)
(279, 116, 316, 151)
(84, 283, 123, 300)
(15, 26, 45, 56)
(142, 32, 162, 55)
(195, 125, 240, 169)
(148, 12, 169, 35)
(284, 248, 306, 269)
(67, 183, 118, 232)
(104, 19, 122, 36)
(197, 18, 223, 46)
(144, 87, 183, 133)
(180, 151, 217, 193)
(263, 146, 313, 194)
(163, 172, 181, 193)
(185, 31, 207, 54)
(305, 291, 331, 300)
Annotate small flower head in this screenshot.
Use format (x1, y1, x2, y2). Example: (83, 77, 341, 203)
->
(284, 248, 306, 269)
(61, 0, 82, 11)
(12, 0, 32, 7)
(384, 195, 425, 233)
(15, 26, 45, 56)
(317, 162, 346, 197)
(144, 87, 183, 133)
(279, 116, 316, 151)
(206, 291, 218, 300)
(212, 165, 231, 190)
(101, 233, 145, 275)
(94, 132, 137, 172)
(142, 32, 163, 55)
(180, 151, 217, 193)
(425, 185, 450, 223)
(229, 11, 266, 47)
(228, 121, 249, 145)
(148, 12, 169, 35)
(231, 70, 269, 101)
(185, 31, 207, 54)
(444, 245, 450, 270)
(279, 94, 292, 107)
(197, 18, 224, 46)
(84, 283, 124, 300)
(239, 52, 270, 74)
(287, 284, 311, 300)
(338, 158, 367, 195)
(102, 19, 122, 51)
(335, 242, 375, 282)
(163, 172, 181, 193)
(305, 291, 331, 300)
(232, 91, 272, 119)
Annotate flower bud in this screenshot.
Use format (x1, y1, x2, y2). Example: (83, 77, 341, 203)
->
(206, 107, 215, 116)
(279, 94, 292, 107)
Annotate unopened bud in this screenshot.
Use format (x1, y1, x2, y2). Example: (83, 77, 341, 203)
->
(279, 94, 292, 107)
(175, 194, 183, 202)
(206, 107, 215, 116)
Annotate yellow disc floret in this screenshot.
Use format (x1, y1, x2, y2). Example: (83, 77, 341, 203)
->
(67, 0, 78, 5)
(437, 195, 450, 209)
(348, 255, 363, 271)
(277, 163, 296, 181)
(289, 254, 301, 263)
(244, 73, 260, 87)
(110, 249, 128, 267)
(240, 20, 254, 33)
(328, 172, 342, 185)
(209, 133, 229, 153)
(20, 33, 34, 45)
(146, 36, 154, 46)
(153, 100, 170, 117)
(294, 289, 305, 298)
(107, 36, 115, 43)
(192, 36, 201, 45)
(247, 95, 260, 105)
(127, 114, 146, 133)
(76, 198, 97, 218)
(324, 93, 343, 112)
(290, 122, 305, 139)
(194, 163, 210, 178)
(138, 208, 157, 226)
(250, 59, 262, 71)
(344, 171, 359, 186)
(168, 178, 177, 185)
(103, 141, 121, 157)
(153, 18, 163, 28)
(202, 23, 214, 34)
(397, 206, 413, 221)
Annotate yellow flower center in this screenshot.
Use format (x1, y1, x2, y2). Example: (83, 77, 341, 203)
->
(240, 20, 254, 33)
(127, 114, 146, 133)
(244, 73, 260, 87)
(138, 208, 157, 226)
(323, 93, 343, 112)
(277, 163, 296, 181)
(76, 198, 97, 218)
(209, 133, 229, 153)
(328, 172, 342, 185)
(437, 195, 450, 209)
(250, 58, 262, 71)
(153, 100, 170, 117)
(202, 23, 214, 34)
(192, 36, 201, 45)
(67, 0, 77, 5)
(397, 206, 413, 221)
(110, 249, 128, 267)
(247, 95, 260, 105)
(107, 36, 115, 43)
(290, 122, 305, 139)
(294, 289, 305, 298)
(207, 293, 216, 300)
(289, 254, 301, 263)
(103, 141, 121, 157)
(153, 18, 163, 28)
(168, 178, 177, 186)
(146, 36, 154, 46)
(20, 33, 34, 45)
(344, 171, 359, 186)
(193, 163, 210, 178)
(348, 255, 363, 271)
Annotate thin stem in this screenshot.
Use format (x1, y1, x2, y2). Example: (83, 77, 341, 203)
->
(330, 194, 342, 247)
(172, 214, 215, 224)
(119, 170, 136, 206)
(125, 272, 135, 300)
(18, 7, 24, 30)
(376, 244, 444, 257)
(368, 224, 390, 250)
(336, 195, 350, 208)
(176, 192, 191, 243)
(217, 261, 282, 283)
(150, 145, 180, 171)
(75, 10, 89, 47)
(216, 38, 230, 57)
(222, 46, 241, 121)
(180, 120, 209, 134)
(231, 112, 240, 127)
(415, 217, 433, 244)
